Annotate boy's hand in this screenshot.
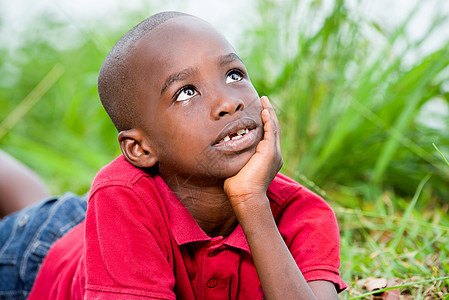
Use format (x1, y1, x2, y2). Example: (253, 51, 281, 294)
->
(224, 96, 283, 210)
(224, 98, 324, 299)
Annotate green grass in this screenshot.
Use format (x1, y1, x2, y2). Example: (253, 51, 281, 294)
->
(434, 143, 449, 166)
(243, 0, 449, 202)
(1, 0, 448, 297)
(338, 176, 449, 298)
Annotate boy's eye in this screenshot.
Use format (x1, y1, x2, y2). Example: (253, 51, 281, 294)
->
(226, 71, 243, 84)
(176, 86, 198, 102)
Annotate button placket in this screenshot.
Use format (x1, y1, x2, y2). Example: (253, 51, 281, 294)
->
(202, 241, 225, 296)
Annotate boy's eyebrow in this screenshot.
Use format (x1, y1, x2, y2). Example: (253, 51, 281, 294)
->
(219, 53, 243, 67)
(161, 67, 199, 95)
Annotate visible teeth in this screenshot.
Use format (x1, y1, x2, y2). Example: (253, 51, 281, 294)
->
(219, 128, 249, 143)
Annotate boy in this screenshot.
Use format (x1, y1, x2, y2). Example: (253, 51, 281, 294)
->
(1, 11, 346, 299)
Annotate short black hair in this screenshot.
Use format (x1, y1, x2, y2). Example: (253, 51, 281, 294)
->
(98, 11, 190, 131)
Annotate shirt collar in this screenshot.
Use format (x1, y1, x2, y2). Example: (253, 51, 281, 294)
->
(224, 224, 250, 254)
(154, 175, 250, 254)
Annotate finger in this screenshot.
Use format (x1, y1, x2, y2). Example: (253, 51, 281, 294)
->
(260, 96, 281, 138)
(260, 96, 281, 149)
(260, 105, 277, 146)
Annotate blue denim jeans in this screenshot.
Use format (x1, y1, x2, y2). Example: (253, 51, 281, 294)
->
(0, 193, 87, 300)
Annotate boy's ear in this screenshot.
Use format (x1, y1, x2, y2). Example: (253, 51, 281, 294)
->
(118, 129, 158, 168)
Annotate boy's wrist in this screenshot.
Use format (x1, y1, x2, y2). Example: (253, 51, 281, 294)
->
(229, 193, 271, 222)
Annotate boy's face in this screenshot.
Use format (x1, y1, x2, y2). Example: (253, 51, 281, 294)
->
(130, 16, 263, 183)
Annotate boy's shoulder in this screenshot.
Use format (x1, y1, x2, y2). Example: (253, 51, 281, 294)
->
(91, 155, 151, 191)
(268, 173, 303, 204)
(268, 173, 333, 217)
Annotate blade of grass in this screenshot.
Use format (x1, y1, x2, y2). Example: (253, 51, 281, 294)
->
(0, 64, 65, 140)
(433, 143, 449, 166)
(389, 174, 431, 249)
(373, 50, 449, 182)
(350, 100, 447, 175)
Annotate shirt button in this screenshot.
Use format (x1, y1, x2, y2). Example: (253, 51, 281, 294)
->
(207, 278, 218, 288)
(208, 249, 219, 257)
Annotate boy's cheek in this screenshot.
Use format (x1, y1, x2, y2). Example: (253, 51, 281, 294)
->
(250, 97, 265, 121)
(245, 91, 262, 111)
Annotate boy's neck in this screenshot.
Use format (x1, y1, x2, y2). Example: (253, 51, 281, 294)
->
(164, 175, 238, 238)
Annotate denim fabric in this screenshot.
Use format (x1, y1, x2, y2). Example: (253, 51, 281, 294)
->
(0, 192, 87, 300)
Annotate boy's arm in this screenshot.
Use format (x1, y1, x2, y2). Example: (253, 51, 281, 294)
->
(224, 97, 338, 300)
(0, 150, 49, 217)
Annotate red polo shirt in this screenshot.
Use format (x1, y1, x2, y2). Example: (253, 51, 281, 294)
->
(30, 155, 346, 299)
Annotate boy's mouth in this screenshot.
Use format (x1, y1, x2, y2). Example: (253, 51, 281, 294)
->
(213, 118, 260, 151)
(218, 128, 250, 143)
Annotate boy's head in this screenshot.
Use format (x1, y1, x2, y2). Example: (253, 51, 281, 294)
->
(98, 12, 263, 183)
(98, 11, 187, 132)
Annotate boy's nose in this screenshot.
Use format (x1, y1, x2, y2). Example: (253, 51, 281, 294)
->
(210, 92, 244, 120)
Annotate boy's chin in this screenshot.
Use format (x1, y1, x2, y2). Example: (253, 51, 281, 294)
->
(206, 152, 254, 180)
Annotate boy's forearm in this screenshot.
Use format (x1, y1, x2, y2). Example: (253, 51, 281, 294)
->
(233, 194, 318, 300)
(0, 150, 49, 216)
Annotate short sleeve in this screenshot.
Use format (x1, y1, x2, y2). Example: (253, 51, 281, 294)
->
(275, 186, 347, 293)
(84, 184, 176, 299)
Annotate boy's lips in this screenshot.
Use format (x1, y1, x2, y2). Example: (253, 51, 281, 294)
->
(212, 118, 260, 152)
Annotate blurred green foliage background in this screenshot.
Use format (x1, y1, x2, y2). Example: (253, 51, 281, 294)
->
(1, 0, 448, 297)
